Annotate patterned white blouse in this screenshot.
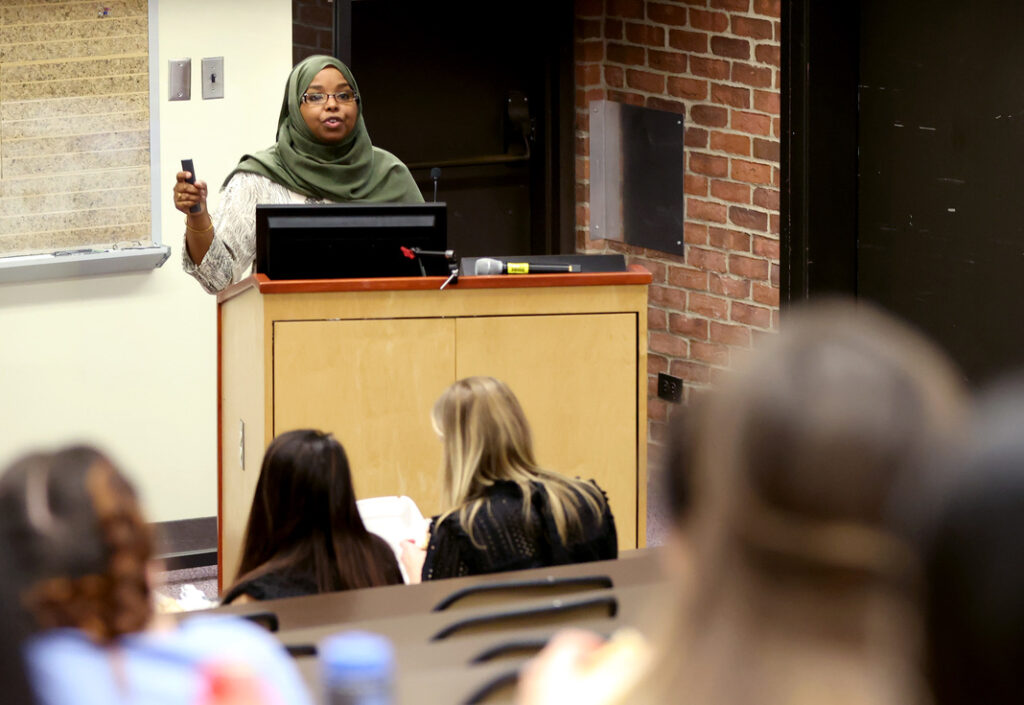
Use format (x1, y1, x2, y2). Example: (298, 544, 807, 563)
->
(182, 171, 330, 294)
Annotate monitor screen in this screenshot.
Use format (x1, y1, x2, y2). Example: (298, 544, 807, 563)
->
(255, 202, 448, 280)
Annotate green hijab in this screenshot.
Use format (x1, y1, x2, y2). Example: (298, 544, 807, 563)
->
(226, 55, 423, 203)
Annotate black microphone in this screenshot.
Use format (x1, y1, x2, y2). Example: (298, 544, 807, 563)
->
(430, 167, 441, 202)
(474, 257, 579, 275)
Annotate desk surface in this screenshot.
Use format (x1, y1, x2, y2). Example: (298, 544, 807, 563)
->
(217, 267, 653, 303)
(190, 548, 664, 632)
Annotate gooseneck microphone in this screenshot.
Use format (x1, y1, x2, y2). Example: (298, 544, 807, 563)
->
(430, 167, 441, 202)
(474, 257, 579, 275)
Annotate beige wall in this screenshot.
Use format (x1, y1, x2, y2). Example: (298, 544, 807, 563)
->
(0, 0, 291, 521)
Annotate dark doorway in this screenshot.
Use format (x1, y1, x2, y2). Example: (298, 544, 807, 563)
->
(333, 0, 575, 260)
(784, 0, 1024, 384)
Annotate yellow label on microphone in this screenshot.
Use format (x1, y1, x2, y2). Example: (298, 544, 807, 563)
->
(507, 262, 530, 274)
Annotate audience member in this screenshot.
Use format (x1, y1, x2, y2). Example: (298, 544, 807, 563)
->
(0, 446, 312, 705)
(223, 429, 402, 604)
(0, 538, 38, 705)
(402, 376, 617, 581)
(519, 302, 966, 705)
(919, 380, 1024, 705)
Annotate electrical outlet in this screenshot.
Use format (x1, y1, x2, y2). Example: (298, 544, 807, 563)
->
(657, 372, 683, 404)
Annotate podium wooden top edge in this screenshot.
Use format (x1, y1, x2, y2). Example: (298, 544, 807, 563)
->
(216, 266, 653, 304)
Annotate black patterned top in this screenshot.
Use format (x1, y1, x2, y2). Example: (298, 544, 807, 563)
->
(422, 480, 618, 581)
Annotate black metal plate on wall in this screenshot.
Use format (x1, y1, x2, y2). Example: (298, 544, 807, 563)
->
(621, 103, 685, 255)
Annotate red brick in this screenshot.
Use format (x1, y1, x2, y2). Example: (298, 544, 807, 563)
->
(753, 138, 780, 161)
(732, 63, 773, 88)
(709, 272, 751, 298)
(576, 135, 588, 157)
(649, 307, 668, 331)
(690, 9, 729, 32)
(753, 187, 779, 210)
(651, 331, 688, 357)
(710, 131, 751, 155)
(731, 159, 772, 184)
(711, 179, 751, 203)
(605, 18, 624, 39)
(605, 65, 625, 88)
(691, 341, 730, 365)
(753, 235, 780, 258)
(732, 16, 773, 39)
(754, 89, 781, 114)
(650, 284, 688, 310)
(690, 105, 728, 128)
(577, 40, 604, 62)
(770, 262, 780, 286)
(711, 36, 750, 60)
(687, 246, 728, 273)
(649, 397, 669, 423)
(647, 2, 689, 26)
(576, 18, 602, 38)
(731, 301, 772, 327)
(711, 0, 749, 10)
(685, 127, 709, 148)
(577, 64, 602, 86)
(575, 182, 587, 203)
(608, 0, 645, 19)
(630, 257, 667, 282)
(689, 198, 728, 223)
(712, 83, 750, 109)
(756, 44, 781, 66)
(689, 56, 730, 80)
(670, 313, 710, 339)
(752, 282, 780, 306)
(729, 254, 770, 280)
(648, 352, 669, 375)
(770, 212, 780, 233)
(668, 29, 708, 53)
(754, 0, 781, 18)
(689, 153, 728, 177)
(575, 0, 604, 16)
(608, 90, 645, 106)
(671, 360, 711, 385)
(608, 42, 645, 65)
(772, 116, 781, 137)
(627, 22, 667, 46)
(729, 206, 768, 231)
(685, 173, 709, 196)
(648, 49, 687, 73)
(576, 157, 588, 181)
(667, 76, 708, 100)
(577, 202, 590, 227)
(669, 265, 709, 290)
(689, 292, 729, 320)
(647, 96, 686, 115)
(627, 69, 666, 93)
(684, 223, 709, 246)
(710, 320, 752, 346)
(709, 226, 751, 251)
(731, 110, 771, 135)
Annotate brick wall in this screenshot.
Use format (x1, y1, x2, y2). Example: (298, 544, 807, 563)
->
(292, 0, 334, 65)
(574, 0, 781, 449)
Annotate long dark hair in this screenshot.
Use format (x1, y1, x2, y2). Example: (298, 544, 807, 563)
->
(0, 446, 153, 644)
(228, 429, 397, 595)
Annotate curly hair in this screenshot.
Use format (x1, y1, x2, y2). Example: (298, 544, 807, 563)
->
(0, 447, 154, 644)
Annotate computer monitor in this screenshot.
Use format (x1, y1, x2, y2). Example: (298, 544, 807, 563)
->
(255, 202, 448, 280)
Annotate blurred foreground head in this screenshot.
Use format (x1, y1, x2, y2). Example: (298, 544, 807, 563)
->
(0, 446, 153, 644)
(653, 301, 966, 705)
(923, 380, 1024, 705)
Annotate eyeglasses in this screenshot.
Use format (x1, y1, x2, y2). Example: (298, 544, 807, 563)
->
(301, 91, 359, 105)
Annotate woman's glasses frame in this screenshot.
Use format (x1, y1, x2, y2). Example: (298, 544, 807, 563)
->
(301, 91, 360, 105)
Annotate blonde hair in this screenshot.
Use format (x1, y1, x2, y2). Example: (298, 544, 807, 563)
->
(432, 376, 606, 547)
(623, 301, 966, 705)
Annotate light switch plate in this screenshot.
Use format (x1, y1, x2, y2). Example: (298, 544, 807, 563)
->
(201, 57, 224, 100)
(168, 58, 190, 101)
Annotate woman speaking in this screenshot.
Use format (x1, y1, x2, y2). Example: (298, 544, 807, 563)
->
(173, 55, 423, 293)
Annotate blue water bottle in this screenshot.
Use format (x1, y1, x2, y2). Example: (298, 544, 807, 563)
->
(319, 630, 395, 705)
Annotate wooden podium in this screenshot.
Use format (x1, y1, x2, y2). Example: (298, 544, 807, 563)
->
(216, 268, 652, 586)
